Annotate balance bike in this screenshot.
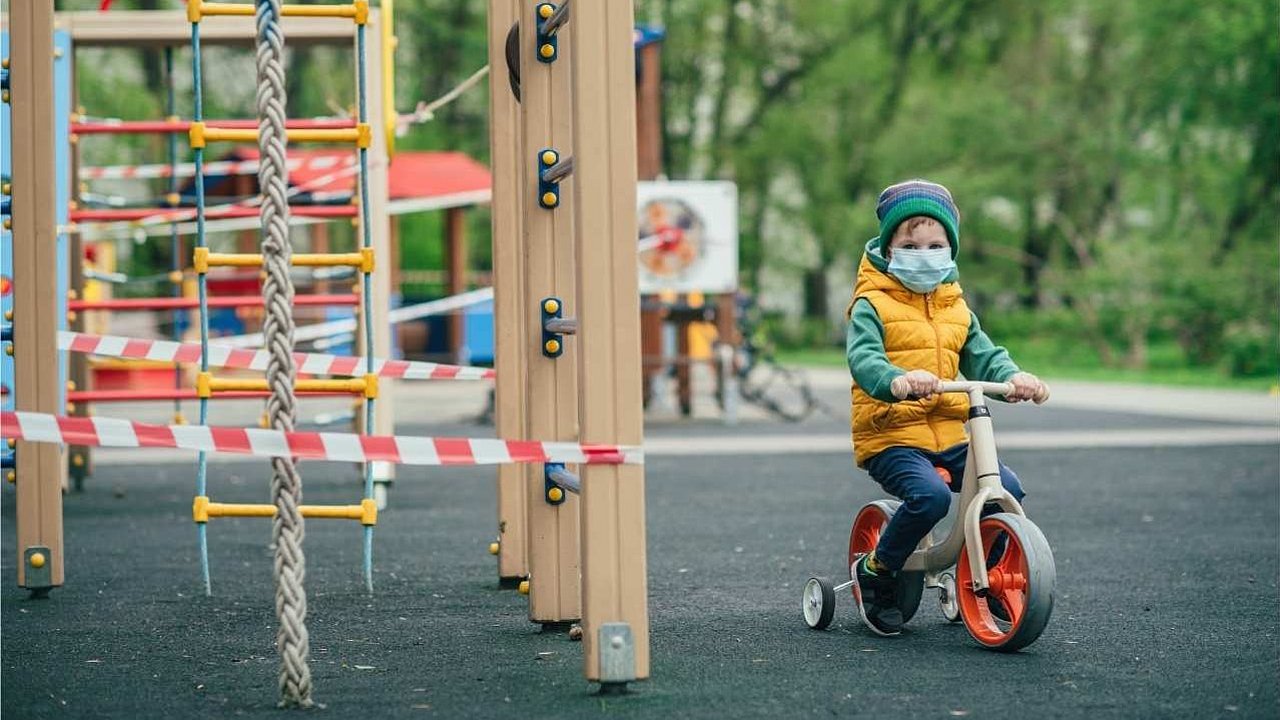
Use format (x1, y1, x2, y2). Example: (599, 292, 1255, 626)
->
(802, 380, 1055, 652)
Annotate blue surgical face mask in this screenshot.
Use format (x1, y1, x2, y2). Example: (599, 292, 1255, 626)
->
(886, 247, 956, 294)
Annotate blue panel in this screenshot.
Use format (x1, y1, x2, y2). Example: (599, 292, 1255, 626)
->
(462, 300, 494, 365)
(0, 31, 72, 416)
(55, 30, 71, 414)
(1, 32, 14, 415)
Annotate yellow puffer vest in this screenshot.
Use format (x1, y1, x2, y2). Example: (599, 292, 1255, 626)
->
(850, 255, 971, 466)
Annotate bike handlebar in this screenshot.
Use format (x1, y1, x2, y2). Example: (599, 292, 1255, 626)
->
(938, 380, 1051, 404)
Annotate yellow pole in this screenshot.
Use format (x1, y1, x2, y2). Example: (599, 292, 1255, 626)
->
(381, 0, 397, 156)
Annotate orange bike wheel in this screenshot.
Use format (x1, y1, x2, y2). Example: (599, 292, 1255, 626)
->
(848, 500, 924, 623)
(956, 513, 1056, 652)
(847, 501, 895, 592)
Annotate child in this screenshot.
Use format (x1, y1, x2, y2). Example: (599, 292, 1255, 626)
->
(845, 179, 1046, 637)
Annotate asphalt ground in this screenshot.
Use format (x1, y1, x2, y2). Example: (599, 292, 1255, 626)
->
(3, 402, 1278, 719)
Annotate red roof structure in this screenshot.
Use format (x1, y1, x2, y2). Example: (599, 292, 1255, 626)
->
(205, 147, 491, 209)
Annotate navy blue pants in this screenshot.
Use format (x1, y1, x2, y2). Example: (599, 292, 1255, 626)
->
(864, 443, 1025, 571)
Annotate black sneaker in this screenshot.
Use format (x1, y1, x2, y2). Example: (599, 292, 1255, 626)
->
(987, 594, 1011, 622)
(850, 553, 903, 636)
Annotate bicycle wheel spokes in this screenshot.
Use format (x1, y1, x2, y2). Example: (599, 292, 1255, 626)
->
(988, 541, 1028, 627)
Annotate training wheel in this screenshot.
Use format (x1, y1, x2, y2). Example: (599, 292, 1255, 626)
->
(802, 577, 836, 630)
(938, 571, 961, 623)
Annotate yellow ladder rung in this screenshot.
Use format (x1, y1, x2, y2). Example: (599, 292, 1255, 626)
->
(197, 372, 379, 398)
(188, 122, 371, 149)
(193, 496, 377, 525)
(189, 0, 368, 24)
(194, 247, 373, 273)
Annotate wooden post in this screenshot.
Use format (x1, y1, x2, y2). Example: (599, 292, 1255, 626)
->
(67, 233, 91, 490)
(676, 308, 693, 416)
(518, 0, 581, 626)
(635, 41, 663, 182)
(639, 304, 663, 407)
(67, 44, 92, 491)
(569, 0, 650, 683)
(444, 206, 467, 363)
(635, 36, 663, 407)
(487, 0, 529, 583)
(11, 0, 68, 594)
(362, 10, 396, 491)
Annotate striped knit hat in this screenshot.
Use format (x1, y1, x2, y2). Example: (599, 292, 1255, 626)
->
(875, 179, 961, 257)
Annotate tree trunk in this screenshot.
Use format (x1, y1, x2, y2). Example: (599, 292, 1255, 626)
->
(1124, 326, 1148, 370)
(743, 175, 768, 293)
(138, 0, 162, 93)
(802, 267, 828, 320)
(1020, 192, 1050, 309)
(705, 0, 740, 179)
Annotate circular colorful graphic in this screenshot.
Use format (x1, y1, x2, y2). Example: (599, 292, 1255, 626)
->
(638, 198, 704, 279)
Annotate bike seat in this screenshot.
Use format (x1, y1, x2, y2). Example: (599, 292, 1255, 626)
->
(935, 466, 953, 487)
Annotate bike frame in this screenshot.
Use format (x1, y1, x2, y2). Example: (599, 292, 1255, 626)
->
(900, 381, 1024, 594)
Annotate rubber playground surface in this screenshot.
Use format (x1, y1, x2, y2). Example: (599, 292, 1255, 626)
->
(3, 401, 1278, 719)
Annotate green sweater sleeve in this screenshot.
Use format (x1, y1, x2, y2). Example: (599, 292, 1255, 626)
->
(846, 299, 903, 403)
(959, 310, 1020, 383)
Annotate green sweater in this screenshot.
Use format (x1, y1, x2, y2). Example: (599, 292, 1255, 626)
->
(845, 298, 1020, 403)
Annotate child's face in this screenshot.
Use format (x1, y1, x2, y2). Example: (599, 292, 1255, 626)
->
(885, 217, 948, 258)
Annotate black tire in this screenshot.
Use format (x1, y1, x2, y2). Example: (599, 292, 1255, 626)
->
(849, 499, 924, 624)
(897, 570, 926, 624)
(939, 571, 962, 623)
(957, 513, 1056, 652)
(802, 576, 836, 630)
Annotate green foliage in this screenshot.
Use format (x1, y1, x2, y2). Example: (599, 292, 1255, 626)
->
(644, 0, 1278, 380)
(68, 0, 1279, 382)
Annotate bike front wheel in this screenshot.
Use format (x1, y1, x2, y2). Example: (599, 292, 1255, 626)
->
(956, 513, 1056, 652)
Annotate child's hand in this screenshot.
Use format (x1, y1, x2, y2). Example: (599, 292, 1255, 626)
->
(891, 370, 943, 400)
(1007, 372, 1049, 404)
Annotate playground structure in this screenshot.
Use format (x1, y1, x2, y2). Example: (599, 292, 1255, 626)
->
(183, 0, 388, 614)
(53, 6, 396, 498)
(12, 1, 738, 503)
(3, 3, 71, 596)
(50, 10, 500, 495)
(4, 0, 650, 697)
(486, 0, 650, 681)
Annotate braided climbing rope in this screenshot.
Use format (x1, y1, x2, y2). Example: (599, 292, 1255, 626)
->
(255, 0, 312, 707)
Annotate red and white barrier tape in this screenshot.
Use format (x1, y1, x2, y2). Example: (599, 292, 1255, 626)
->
(58, 330, 494, 381)
(79, 155, 353, 182)
(1, 411, 642, 466)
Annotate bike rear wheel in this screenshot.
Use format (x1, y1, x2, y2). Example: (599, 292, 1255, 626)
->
(848, 500, 924, 624)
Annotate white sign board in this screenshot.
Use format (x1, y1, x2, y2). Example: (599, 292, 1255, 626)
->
(636, 181, 738, 294)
